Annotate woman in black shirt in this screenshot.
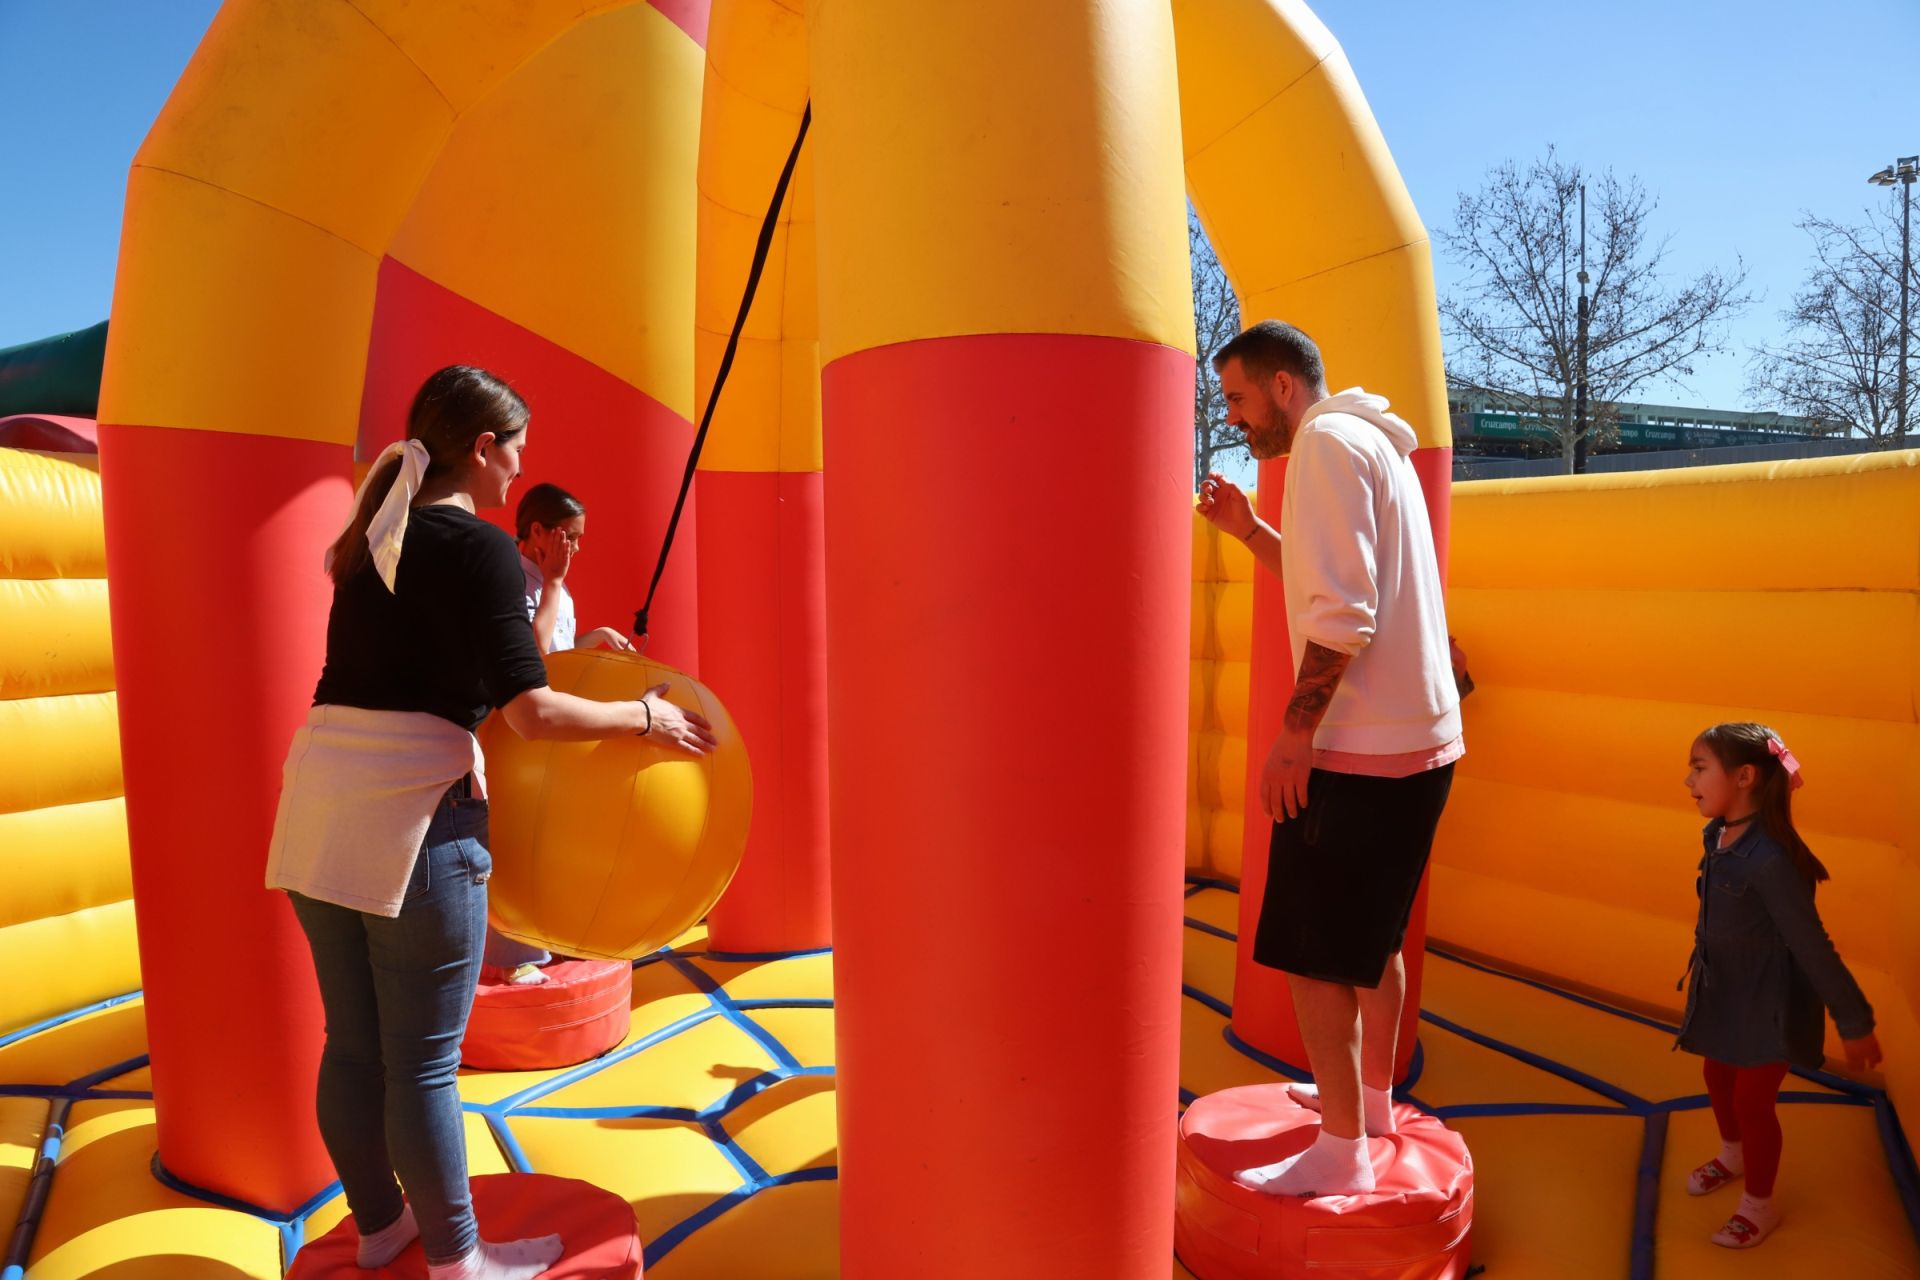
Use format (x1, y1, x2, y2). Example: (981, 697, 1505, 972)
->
(268, 366, 713, 1280)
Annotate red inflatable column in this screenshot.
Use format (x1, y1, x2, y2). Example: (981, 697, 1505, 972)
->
(697, 471, 830, 950)
(99, 425, 348, 1208)
(812, 3, 1195, 1273)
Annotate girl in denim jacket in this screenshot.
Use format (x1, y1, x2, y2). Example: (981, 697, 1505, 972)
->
(1677, 722, 1881, 1249)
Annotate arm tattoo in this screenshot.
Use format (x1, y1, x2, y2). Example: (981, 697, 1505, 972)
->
(1285, 642, 1351, 734)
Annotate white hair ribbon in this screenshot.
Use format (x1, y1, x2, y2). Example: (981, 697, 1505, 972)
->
(323, 438, 432, 593)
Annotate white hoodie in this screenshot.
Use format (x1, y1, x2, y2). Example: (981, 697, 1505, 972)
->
(1279, 388, 1462, 756)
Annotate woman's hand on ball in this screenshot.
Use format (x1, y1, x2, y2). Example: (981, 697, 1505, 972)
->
(641, 683, 718, 754)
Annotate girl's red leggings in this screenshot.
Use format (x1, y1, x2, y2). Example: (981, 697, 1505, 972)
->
(1703, 1059, 1791, 1197)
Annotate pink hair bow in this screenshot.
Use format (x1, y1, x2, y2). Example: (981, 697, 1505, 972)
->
(1767, 736, 1805, 791)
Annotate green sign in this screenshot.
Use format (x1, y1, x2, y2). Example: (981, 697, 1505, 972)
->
(1468, 411, 1810, 450)
(1469, 412, 1553, 442)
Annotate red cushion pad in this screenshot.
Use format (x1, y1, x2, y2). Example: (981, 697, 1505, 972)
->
(1176, 1084, 1474, 1279)
(289, 1172, 641, 1277)
(461, 959, 633, 1071)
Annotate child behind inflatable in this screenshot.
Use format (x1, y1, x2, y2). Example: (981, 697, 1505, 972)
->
(1675, 722, 1881, 1250)
(516, 482, 635, 656)
(484, 482, 637, 985)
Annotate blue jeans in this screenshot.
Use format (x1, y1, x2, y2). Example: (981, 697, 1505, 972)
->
(290, 783, 491, 1265)
(483, 925, 551, 970)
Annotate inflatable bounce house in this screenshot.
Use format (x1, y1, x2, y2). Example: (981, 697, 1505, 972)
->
(3, 1, 1918, 1277)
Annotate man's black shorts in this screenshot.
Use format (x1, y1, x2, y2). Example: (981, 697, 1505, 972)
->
(1252, 763, 1455, 989)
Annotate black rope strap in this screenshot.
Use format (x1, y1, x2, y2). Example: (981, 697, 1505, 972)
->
(634, 102, 812, 644)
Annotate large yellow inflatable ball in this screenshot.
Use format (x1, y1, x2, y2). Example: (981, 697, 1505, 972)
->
(477, 650, 752, 960)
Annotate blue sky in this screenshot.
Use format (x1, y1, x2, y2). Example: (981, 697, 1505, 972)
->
(0, 2, 221, 347)
(1, 0, 1916, 412)
(1315, 0, 1920, 410)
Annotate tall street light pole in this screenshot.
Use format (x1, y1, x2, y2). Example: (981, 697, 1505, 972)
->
(1870, 156, 1917, 446)
(1574, 182, 1589, 474)
(1573, 183, 1591, 473)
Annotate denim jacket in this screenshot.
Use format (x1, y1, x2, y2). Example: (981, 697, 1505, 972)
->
(1675, 819, 1874, 1069)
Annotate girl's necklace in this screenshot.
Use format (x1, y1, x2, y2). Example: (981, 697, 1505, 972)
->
(1715, 811, 1757, 850)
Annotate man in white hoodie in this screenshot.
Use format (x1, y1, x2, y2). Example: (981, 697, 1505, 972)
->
(1196, 320, 1463, 1198)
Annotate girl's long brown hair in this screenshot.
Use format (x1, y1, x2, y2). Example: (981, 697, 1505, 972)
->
(327, 366, 529, 587)
(1697, 721, 1829, 886)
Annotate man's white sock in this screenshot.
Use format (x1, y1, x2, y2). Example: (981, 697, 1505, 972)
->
(1233, 1128, 1375, 1198)
(1285, 1081, 1397, 1136)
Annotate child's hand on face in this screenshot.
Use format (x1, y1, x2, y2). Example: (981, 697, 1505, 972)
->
(1843, 1032, 1883, 1070)
(533, 525, 575, 585)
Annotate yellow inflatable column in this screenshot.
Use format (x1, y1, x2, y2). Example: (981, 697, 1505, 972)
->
(1174, 0, 1453, 1079)
(810, 2, 1193, 1273)
(98, 0, 585, 1212)
(695, 0, 831, 951)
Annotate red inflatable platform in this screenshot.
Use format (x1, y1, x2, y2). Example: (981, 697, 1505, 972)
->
(1176, 1084, 1473, 1280)
(461, 958, 632, 1071)
(289, 1172, 642, 1277)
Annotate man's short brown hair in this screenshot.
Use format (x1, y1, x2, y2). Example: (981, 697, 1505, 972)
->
(1212, 320, 1325, 390)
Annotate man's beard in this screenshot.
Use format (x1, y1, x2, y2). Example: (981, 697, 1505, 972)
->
(1243, 412, 1294, 460)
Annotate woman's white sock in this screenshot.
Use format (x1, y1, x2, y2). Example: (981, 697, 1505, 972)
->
(427, 1235, 565, 1280)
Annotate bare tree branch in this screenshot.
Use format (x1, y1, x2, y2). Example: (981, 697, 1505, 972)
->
(1190, 207, 1247, 488)
(1747, 194, 1917, 441)
(1438, 149, 1754, 472)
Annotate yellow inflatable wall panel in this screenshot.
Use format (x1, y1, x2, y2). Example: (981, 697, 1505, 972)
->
(0, 450, 138, 1044)
(1435, 452, 1920, 1114)
(1451, 452, 1920, 592)
(0, 799, 131, 931)
(0, 450, 107, 579)
(0, 579, 114, 699)
(0, 903, 141, 1041)
(1450, 585, 1917, 725)
(1450, 689, 1908, 850)
(0, 693, 124, 816)
(1190, 582, 1254, 663)
(0, 1002, 145, 1095)
(1187, 510, 1254, 878)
